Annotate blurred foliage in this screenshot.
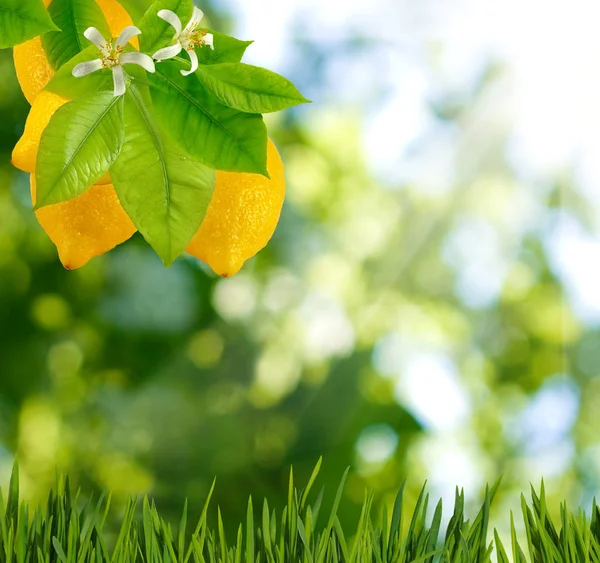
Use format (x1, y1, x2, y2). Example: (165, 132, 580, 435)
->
(0, 0, 597, 545)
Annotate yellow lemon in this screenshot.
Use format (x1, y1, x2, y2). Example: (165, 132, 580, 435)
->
(186, 139, 286, 277)
(13, 0, 137, 104)
(13, 36, 55, 105)
(31, 175, 136, 270)
(12, 90, 68, 173)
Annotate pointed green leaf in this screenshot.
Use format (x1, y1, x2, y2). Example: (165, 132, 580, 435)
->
(42, 0, 111, 69)
(0, 0, 59, 48)
(150, 61, 268, 176)
(110, 86, 215, 266)
(387, 481, 405, 560)
(246, 497, 255, 563)
(196, 31, 253, 65)
(35, 91, 124, 208)
(494, 530, 510, 563)
(6, 460, 19, 525)
(178, 499, 188, 562)
(300, 457, 322, 511)
(52, 537, 68, 563)
(426, 499, 442, 562)
(196, 62, 310, 113)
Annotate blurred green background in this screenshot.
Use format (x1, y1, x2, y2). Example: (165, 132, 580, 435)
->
(1, 0, 600, 538)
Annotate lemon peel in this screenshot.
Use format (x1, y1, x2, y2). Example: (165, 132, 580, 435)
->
(186, 139, 285, 277)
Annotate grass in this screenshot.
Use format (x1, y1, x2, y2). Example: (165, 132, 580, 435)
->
(1, 459, 600, 562)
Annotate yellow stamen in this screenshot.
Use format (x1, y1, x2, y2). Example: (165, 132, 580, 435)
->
(188, 30, 211, 49)
(99, 42, 124, 68)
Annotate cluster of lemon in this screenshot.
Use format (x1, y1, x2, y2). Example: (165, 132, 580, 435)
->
(11, 0, 286, 277)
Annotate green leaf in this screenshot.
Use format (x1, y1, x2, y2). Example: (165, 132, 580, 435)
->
(45, 45, 147, 98)
(246, 497, 255, 563)
(195, 62, 310, 114)
(0, 0, 58, 49)
(110, 86, 215, 266)
(139, 0, 193, 54)
(6, 460, 19, 524)
(150, 61, 268, 176)
(42, 0, 111, 69)
(52, 538, 68, 563)
(35, 91, 124, 208)
(196, 31, 253, 65)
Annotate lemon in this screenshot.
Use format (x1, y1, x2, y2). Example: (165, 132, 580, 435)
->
(30, 175, 136, 270)
(13, 36, 55, 105)
(186, 139, 286, 277)
(12, 90, 68, 173)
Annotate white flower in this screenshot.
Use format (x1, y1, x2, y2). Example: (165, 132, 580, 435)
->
(72, 26, 156, 96)
(152, 6, 214, 76)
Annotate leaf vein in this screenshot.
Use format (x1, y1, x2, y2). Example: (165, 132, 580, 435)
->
(129, 87, 172, 257)
(154, 68, 263, 171)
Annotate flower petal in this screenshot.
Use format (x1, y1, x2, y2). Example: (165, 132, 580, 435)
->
(180, 49, 198, 76)
(158, 9, 182, 36)
(183, 6, 204, 34)
(112, 65, 126, 96)
(115, 25, 142, 49)
(120, 52, 156, 73)
(72, 59, 104, 77)
(152, 43, 183, 61)
(203, 32, 214, 50)
(84, 27, 109, 50)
